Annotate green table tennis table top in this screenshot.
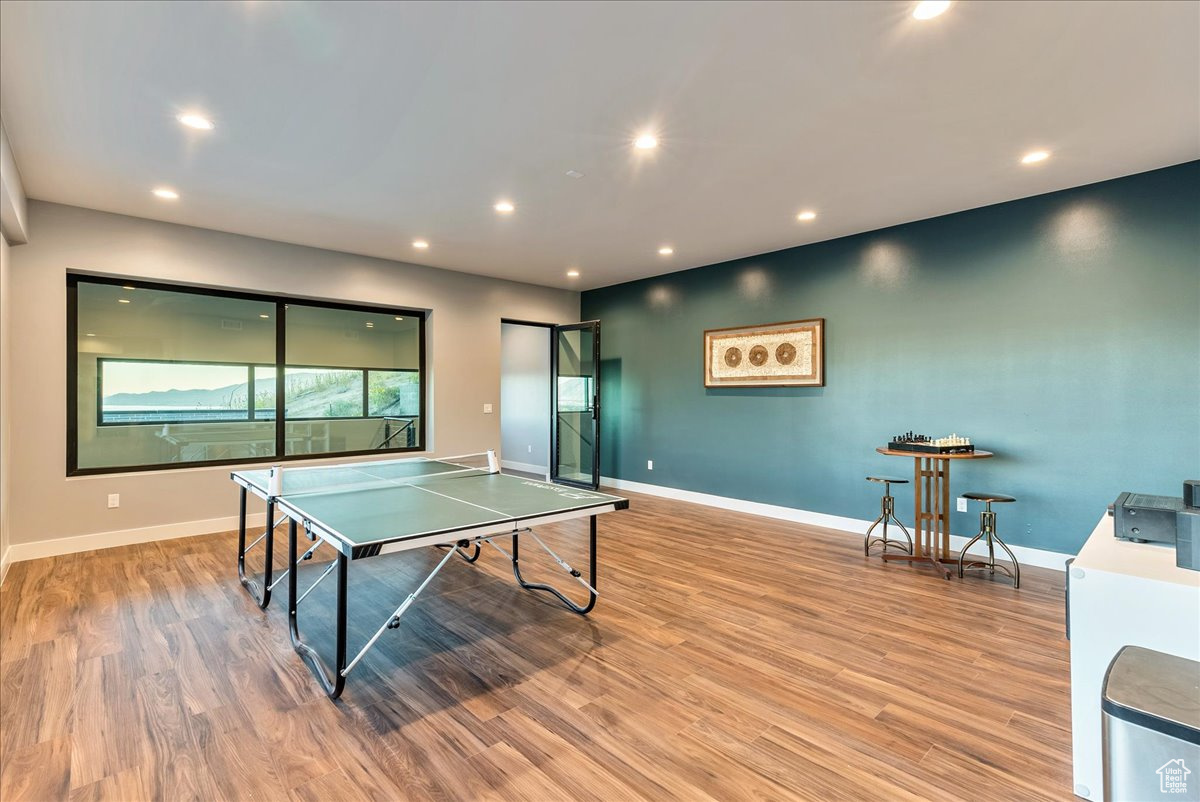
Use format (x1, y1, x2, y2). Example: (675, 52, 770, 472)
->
(233, 458, 627, 549)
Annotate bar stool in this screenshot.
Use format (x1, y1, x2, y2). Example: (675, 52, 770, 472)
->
(864, 476, 913, 556)
(958, 492, 1020, 588)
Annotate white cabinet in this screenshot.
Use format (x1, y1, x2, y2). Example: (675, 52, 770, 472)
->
(1068, 514, 1200, 799)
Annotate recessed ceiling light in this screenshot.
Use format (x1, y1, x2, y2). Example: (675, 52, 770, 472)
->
(412, 240, 429, 249)
(259, 314, 269, 319)
(85, 333, 96, 337)
(394, 316, 404, 321)
(912, 1, 951, 20)
(152, 187, 179, 200)
(494, 200, 515, 214)
(566, 269, 580, 278)
(1021, 150, 1051, 165)
(177, 113, 214, 131)
(122, 285, 136, 290)
(118, 299, 131, 304)
(797, 210, 817, 222)
(635, 134, 658, 150)
(565, 170, 584, 179)
(658, 246, 674, 256)
(366, 322, 374, 328)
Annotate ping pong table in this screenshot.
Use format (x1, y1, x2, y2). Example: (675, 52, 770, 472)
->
(232, 453, 628, 698)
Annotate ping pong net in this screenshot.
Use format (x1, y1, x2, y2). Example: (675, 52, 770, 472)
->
(263, 451, 500, 499)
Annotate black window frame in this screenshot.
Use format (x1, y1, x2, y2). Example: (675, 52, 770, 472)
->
(67, 274, 427, 476)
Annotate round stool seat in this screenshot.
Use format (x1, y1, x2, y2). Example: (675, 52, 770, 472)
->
(962, 492, 1015, 503)
(866, 476, 909, 484)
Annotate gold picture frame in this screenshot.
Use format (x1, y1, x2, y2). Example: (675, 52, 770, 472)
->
(703, 318, 824, 388)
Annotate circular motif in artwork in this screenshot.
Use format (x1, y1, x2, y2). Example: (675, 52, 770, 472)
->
(749, 345, 769, 366)
(776, 342, 797, 365)
(724, 347, 742, 368)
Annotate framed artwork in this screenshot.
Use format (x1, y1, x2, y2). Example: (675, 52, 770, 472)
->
(703, 318, 824, 388)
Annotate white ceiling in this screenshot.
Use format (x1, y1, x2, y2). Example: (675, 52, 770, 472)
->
(1, 1, 1197, 290)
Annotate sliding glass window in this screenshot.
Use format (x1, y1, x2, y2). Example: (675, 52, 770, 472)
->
(69, 276, 425, 474)
(283, 304, 422, 456)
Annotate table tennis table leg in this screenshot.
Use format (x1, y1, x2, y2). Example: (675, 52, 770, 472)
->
(236, 488, 274, 609)
(511, 514, 598, 615)
(287, 518, 347, 700)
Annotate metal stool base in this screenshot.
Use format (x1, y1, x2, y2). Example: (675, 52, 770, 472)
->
(957, 507, 1020, 588)
(864, 488, 913, 557)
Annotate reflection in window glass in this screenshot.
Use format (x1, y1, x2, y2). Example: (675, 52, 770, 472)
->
(368, 370, 420, 416)
(285, 368, 363, 418)
(70, 277, 424, 472)
(100, 360, 253, 424)
(75, 281, 275, 470)
(284, 304, 422, 456)
(253, 366, 277, 420)
(557, 377, 593, 412)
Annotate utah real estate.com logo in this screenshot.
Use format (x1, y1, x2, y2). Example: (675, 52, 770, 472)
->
(1158, 759, 1191, 795)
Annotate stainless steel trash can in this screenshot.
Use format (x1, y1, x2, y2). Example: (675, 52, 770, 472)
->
(1102, 646, 1200, 801)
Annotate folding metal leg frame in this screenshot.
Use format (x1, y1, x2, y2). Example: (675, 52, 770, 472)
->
(237, 486, 322, 609)
(237, 487, 278, 609)
(286, 515, 600, 699)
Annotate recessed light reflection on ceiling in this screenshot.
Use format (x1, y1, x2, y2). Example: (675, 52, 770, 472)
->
(566, 269, 580, 278)
(1021, 150, 1051, 165)
(634, 134, 658, 150)
(85, 333, 96, 337)
(797, 210, 817, 222)
(152, 187, 179, 200)
(912, 1, 951, 20)
(494, 200, 515, 214)
(259, 314, 270, 319)
(177, 113, 215, 131)
(658, 246, 674, 256)
(412, 240, 429, 249)
(118, 299, 131, 304)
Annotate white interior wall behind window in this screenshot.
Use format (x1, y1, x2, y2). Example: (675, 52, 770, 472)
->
(500, 323, 550, 474)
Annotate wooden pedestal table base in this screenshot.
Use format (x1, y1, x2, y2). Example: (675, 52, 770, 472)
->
(874, 447, 994, 579)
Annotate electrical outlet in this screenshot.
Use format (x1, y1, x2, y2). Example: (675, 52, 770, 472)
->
(957, 497, 968, 513)
(107, 493, 120, 509)
(647, 460, 653, 470)
(483, 403, 493, 414)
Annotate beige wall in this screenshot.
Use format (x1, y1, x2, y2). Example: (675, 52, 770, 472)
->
(6, 200, 579, 551)
(1, 233, 11, 577)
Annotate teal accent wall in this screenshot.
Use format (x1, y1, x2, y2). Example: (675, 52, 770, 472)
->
(582, 162, 1200, 555)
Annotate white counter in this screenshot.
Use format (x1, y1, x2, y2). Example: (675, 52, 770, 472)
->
(1068, 513, 1200, 799)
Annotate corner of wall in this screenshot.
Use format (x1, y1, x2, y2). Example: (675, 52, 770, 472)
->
(0, 233, 10, 581)
(0, 121, 30, 244)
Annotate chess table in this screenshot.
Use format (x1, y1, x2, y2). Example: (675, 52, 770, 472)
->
(875, 447, 994, 578)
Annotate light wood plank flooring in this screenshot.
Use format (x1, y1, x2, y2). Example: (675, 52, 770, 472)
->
(1, 489, 1073, 801)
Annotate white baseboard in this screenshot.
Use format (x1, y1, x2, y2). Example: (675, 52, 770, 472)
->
(501, 459, 550, 476)
(602, 476, 1073, 572)
(0, 547, 10, 586)
(3, 512, 267, 565)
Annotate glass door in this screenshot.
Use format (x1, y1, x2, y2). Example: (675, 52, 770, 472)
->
(551, 321, 600, 489)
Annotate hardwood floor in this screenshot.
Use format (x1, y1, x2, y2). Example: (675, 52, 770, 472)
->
(0, 489, 1073, 801)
